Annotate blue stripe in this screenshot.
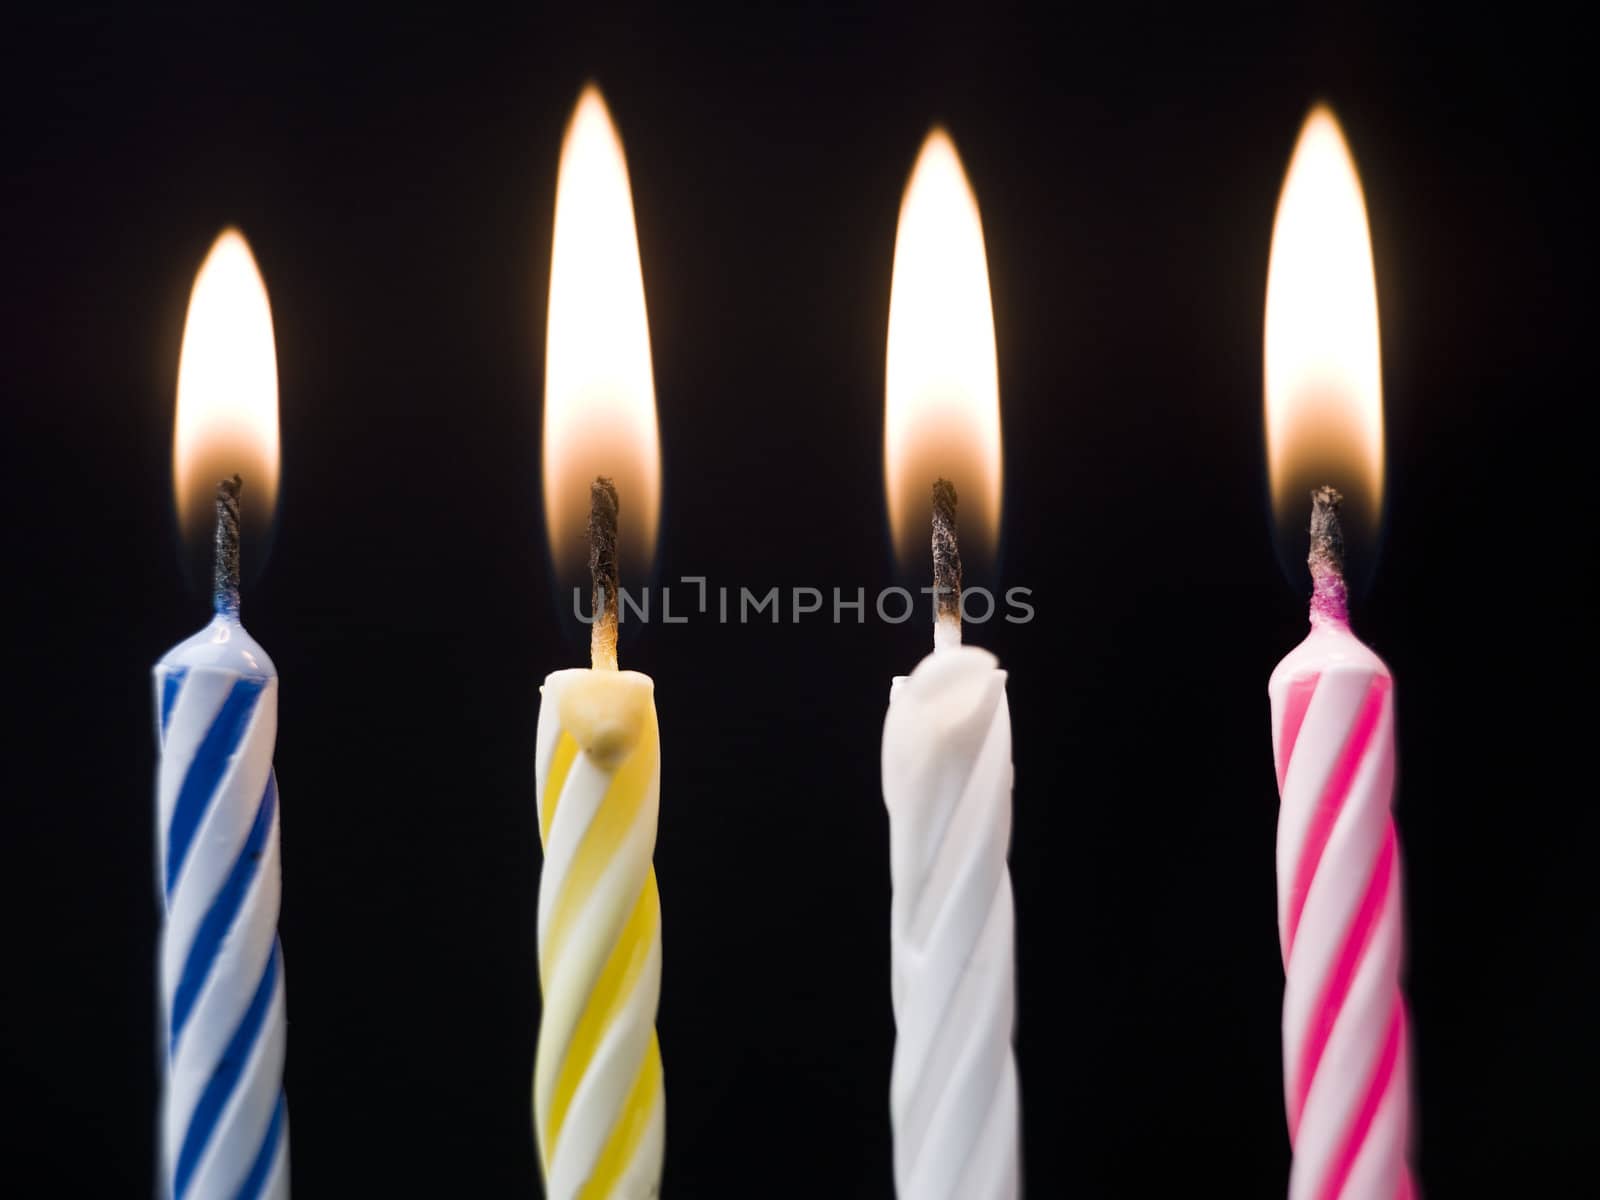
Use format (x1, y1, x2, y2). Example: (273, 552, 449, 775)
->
(166, 678, 266, 896)
(170, 772, 278, 1049)
(160, 669, 189, 739)
(173, 944, 282, 1200)
(236, 1091, 287, 1200)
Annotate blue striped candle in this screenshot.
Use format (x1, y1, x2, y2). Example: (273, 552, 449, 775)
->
(154, 478, 288, 1200)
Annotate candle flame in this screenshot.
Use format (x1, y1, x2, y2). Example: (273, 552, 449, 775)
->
(1265, 106, 1385, 539)
(173, 229, 280, 554)
(543, 85, 660, 586)
(885, 128, 1002, 568)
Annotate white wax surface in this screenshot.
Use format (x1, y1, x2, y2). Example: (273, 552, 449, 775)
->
(882, 644, 1020, 1200)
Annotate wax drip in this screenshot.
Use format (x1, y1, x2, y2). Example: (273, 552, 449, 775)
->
(932, 477, 962, 647)
(589, 476, 620, 670)
(1308, 485, 1349, 625)
(212, 474, 243, 620)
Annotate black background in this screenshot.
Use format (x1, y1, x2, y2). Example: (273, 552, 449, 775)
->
(2, 4, 1589, 1196)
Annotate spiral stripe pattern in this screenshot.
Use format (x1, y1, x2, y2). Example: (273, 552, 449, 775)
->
(534, 672, 664, 1199)
(1272, 657, 1412, 1200)
(155, 656, 289, 1200)
(882, 647, 1019, 1200)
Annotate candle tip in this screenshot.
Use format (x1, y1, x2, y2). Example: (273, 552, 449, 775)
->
(932, 478, 962, 644)
(212, 474, 243, 620)
(1308, 485, 1349, 624)
(589, 476, 621, 669)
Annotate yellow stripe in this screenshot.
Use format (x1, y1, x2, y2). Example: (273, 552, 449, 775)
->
(543, 871, 660, 1161)
(540, 732, 580, 844)
(541, 713, 658, 980)
(578, 1031, 663, 1200)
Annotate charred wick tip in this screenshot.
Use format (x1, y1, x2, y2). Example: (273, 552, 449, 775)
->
(588, 476, 621, 666)
(1308, 486, 1346, 577)
(212, 474, 243, 619)
(588, 476, 620, 604)
(1307, 485, 1350, 622)
(932, 477, 962, 625)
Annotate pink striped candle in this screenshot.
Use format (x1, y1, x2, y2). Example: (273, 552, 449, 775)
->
(1264, 104, 1415, 1198)
(1268, 488, 1413, 1200)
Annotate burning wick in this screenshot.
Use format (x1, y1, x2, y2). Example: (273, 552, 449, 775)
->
(932, 477, 963, 649)
(212, 473, 244, 620)
(588, 475, 621, 670)
(1307, 485, 1349, 625)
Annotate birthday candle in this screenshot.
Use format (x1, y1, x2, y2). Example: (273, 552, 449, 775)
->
(155, 230, 288, 1200)
(880, 131, 1019, 1200)
(533, 86, 666, 1199)
(881, 485, 1018, 1200)
(1264, 107, 1415, 1198)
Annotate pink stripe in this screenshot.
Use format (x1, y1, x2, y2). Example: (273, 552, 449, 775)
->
(1290, 825, 1396, 1131)
(1277, 674, 1320, 792)
(1319, 1004, 1403, 1200)
(1286, 675, 1391, 945)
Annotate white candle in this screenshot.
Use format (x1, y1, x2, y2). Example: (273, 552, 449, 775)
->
(881, 481, 1018, 1200)
(881, 127, 1017, 1200)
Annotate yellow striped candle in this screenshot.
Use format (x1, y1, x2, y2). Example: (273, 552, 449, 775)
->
(535, 83, 666, 1199)
(534, 664, 664, 1197)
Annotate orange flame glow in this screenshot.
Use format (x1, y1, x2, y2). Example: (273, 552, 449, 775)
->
(542, 85, 660, 585)
(885, 129, 1002, 567)
(1265, 106, 1385, 535)
(173, 229, 280, 548)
